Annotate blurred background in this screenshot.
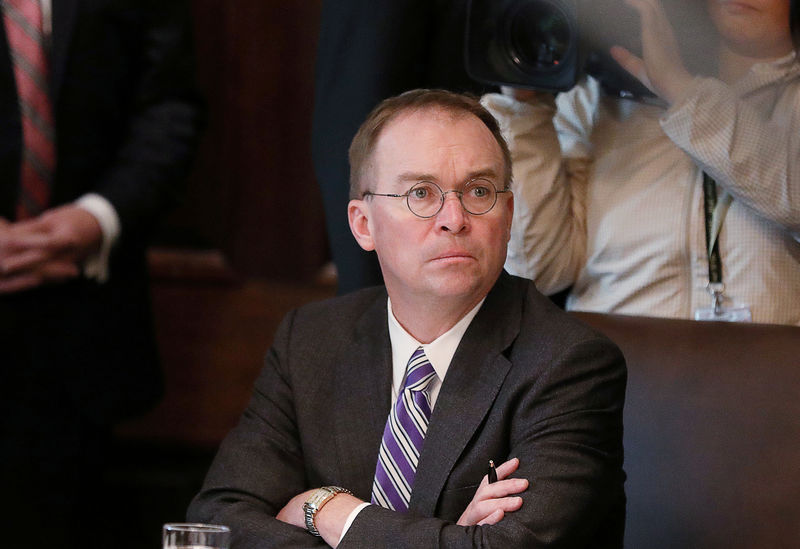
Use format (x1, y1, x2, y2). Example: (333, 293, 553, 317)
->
(110, 2, 334, 545)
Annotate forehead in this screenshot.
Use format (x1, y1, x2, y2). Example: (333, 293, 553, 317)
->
(372, 108, 504, 185)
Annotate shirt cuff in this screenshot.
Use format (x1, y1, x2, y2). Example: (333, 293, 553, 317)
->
(659, 76, 711, 131)
(481, 91, 556, 117)
(339, 502, 370, 543)
(75, 193, 121, 283)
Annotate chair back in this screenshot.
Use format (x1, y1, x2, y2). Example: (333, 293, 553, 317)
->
(573, 312, 800, 549)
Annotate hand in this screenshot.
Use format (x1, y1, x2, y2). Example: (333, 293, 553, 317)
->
(457, 457, 529, 526)
(0, 205, 102, 293)
(277, 488, 363, 549)
(276, 489, 315, 529)
(500, 86, 545, 103)
(609, 0, 692, 104)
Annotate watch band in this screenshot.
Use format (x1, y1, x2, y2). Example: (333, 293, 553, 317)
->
(302, 485, 352, 536)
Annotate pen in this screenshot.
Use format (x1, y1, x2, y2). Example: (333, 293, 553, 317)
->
(487, 459, 497, 484)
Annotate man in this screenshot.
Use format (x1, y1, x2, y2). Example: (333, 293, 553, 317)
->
(313, 0, 494, 294)
(0, 1, 201, 545)
(189, 90, 625, 547)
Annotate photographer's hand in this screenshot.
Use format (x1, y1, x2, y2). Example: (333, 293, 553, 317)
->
(500, 86, 557, 106)
(610, 0, 692, 105)
(500, 86, 539, 103)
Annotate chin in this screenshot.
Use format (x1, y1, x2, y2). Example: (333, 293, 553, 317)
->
(426, 274, 481, 298)
(428, 269, 497, 301)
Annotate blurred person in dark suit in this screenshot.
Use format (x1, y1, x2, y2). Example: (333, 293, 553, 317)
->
(0, 0, 201, 545)
(312, 0, 493, 294)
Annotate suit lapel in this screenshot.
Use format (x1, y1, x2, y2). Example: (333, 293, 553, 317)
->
(410, 273, 522, 515)
(332, 292, 393, 501)
(50, 0, 79, 108)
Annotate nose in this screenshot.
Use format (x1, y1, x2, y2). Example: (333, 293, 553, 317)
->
(435, 191, 468, 233)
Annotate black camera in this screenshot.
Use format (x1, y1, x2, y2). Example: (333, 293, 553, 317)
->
(465, 0, 707, 99)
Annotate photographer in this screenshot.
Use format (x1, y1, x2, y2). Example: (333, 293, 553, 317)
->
(482, 0, 800, 325)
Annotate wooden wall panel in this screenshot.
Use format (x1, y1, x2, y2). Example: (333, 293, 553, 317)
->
(157, 0, 328, 281)
(120, 1, 336, 446)
(117, 279, 334, 447)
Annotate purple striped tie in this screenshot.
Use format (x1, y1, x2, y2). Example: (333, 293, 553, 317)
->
(3, 0, 55, 219)
(371, 346, 437, 512)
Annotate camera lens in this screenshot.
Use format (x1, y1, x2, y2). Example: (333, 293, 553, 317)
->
(504, 0, 572, 72)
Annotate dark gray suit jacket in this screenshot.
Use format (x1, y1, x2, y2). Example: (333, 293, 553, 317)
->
(0, 0, 201, 421)
(189, 272, 626, 547)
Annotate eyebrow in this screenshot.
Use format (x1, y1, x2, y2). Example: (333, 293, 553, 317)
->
(394, 168, 501, 185)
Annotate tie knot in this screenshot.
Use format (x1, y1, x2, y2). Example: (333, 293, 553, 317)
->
(403, 346, 437, 393)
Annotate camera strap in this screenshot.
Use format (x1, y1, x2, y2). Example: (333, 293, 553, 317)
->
(702, 172, 732, 313)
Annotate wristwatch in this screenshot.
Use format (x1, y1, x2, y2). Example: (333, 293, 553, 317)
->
(302, 485, 353, 536)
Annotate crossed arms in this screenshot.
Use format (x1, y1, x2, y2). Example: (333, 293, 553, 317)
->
(188, 288, 626, 548)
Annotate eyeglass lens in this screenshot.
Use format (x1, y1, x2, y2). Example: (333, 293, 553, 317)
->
(407, 179, 498, 217)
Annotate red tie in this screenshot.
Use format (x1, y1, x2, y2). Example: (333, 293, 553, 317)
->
(3, 0, 55, 219)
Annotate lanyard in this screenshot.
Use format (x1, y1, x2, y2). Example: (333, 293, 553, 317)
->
(701, 173, 732, 313)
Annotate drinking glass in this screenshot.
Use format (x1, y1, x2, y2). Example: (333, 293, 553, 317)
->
(163, 523, 231, 549)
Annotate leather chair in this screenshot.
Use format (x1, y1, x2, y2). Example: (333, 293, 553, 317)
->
(572, 313, 800, 549)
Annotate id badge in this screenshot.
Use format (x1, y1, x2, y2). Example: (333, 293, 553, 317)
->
(694, 304, 752, 322)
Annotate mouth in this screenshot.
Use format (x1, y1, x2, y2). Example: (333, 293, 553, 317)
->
(431, 251, 476, 262)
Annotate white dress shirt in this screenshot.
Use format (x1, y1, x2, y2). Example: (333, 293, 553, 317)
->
(483, 52, 800, 325)
(340, 297, 485, 540)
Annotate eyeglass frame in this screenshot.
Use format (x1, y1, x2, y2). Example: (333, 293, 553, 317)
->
(361, 178, 512, 219)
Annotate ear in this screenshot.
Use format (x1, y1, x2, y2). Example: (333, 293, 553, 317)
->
(348, 199, 375, 251)
(504, 190, 514, 242)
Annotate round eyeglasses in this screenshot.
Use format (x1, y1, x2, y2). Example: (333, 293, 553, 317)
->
(362, 179, 511, 218)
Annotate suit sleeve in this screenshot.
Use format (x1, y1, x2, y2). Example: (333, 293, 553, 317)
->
(91, 0, 203, 242)
(339, 335, 626, 548)
(187, 310, 327, 549)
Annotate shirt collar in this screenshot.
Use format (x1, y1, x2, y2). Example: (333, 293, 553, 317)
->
(386, 297, 485, 395)
(735, 50, 799, 93)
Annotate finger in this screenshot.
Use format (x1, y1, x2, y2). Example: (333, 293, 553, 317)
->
(622, 0, 668, 51)
(472, 458, 527, 499)
(457, 494, 524, 526)
(0, 259, 80, 292)
(1, 231, 58, 253)
(495, 457, 520, 481)
(478, 477, 529, 500)
(625, 0, 666, 17)
(4, 215, 50, 236)
(1, 232, 80, 268)
(0, 248, 51, 275)
(477, 509, 504, 526)
(610, 46, 642, 79)
(609, 46, 653, 91)
(0, 272, 43, 294)
(623, 0, 655, 22)
(471, 478, 529, 510)
(472, 495, 524, 520)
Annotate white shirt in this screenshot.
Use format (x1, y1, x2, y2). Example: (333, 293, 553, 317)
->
(340, 297, 485, 540)
(483, 52, 800, 325)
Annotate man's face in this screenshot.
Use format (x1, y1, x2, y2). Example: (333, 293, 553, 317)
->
(348, 108, 513, 307)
